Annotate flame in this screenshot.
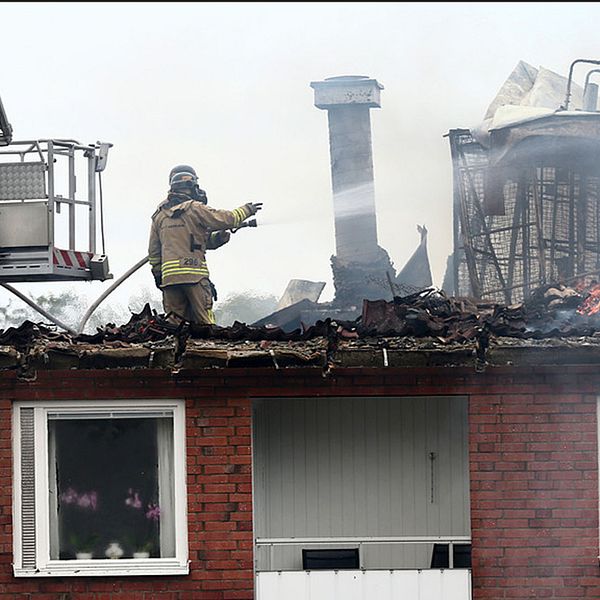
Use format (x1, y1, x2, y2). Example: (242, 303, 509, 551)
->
(577, 283, 600, 315)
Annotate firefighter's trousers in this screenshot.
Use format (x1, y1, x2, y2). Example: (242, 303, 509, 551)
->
(162, 279, 215, 325)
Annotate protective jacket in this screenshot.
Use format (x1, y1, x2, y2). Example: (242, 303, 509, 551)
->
(148, 193, 253, 288)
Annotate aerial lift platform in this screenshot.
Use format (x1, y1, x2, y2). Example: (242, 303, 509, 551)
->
(0, 94, 111, 283)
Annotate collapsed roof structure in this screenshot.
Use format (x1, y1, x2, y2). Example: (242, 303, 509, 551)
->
(447, 60, 600, 304)
(3, 280, 600, 376)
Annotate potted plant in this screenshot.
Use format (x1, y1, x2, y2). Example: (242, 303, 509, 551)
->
(132, 541, 153, 559)
(124, 489, 160, 558)
(68, 532, 100, 560)
(60, 487, 100, 559)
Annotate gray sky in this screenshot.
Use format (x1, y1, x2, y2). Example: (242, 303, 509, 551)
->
(2, 2, 600, 314)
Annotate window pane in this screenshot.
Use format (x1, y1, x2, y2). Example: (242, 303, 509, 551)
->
(48, 416, 174, 560)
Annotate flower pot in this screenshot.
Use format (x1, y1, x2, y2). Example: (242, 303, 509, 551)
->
(75, 552, 93, 559)
(105, 541, 124, 559)
(133, 551, 150, 559)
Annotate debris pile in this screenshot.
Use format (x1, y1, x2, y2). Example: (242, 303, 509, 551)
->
(360, 284, 600, 341)
(2, 283, 600, 351)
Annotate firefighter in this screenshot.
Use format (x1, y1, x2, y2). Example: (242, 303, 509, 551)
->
(165, 164, 233, 252)
(148, 168, 262, 325)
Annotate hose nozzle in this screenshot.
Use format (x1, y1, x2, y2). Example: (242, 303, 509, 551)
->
(231, 219, 257, 233)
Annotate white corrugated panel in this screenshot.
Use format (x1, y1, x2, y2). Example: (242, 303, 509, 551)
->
(253, 396, 469, 570)
(256, 569, 472, 600)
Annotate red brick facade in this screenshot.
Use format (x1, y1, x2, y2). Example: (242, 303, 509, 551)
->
(469, 371, 600, 599)
(0, 365, 597, 598)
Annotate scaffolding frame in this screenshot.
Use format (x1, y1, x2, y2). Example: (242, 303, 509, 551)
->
(448, 128, 600, 303)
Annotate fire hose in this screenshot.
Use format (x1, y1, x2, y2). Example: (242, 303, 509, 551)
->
(77, 255, 150, 334)
(75, 219, 258, 334)
(0, 282, 77, 335)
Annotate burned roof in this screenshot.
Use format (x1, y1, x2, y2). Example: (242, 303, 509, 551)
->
(2, 283, 600, 375)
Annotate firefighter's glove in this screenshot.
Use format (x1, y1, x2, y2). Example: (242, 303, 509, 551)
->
(246, 202, 263, 216)
(153, 272, 162, 289)
(209, 281, 218, 301)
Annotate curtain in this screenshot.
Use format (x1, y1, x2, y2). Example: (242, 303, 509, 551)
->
(157, 418, 175, 557)
(47, 423, 59, 559)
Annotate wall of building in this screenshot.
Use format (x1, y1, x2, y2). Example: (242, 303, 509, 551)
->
(0, 364, 595, 598)
(0, 369, 254, 600)
(469, 370, 600, 600)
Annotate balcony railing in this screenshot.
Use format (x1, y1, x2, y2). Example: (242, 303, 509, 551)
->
(255, 535, 472, 571)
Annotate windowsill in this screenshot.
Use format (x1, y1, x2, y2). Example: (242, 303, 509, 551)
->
(13, 558, 190, 577)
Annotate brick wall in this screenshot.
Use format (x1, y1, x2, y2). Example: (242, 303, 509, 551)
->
(186, 395, 253, 599)
(0, 369, 254, 600)
(0, 365, 596, 598)
(469, 371, 600, 599)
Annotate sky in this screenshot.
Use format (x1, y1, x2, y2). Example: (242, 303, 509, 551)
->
(2, 2, 600, 319)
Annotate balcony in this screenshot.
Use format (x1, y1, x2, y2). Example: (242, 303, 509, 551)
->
(257, 569, 471, 600)
(255, 536, 472, 600)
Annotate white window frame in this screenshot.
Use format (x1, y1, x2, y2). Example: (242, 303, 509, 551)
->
(13, 398, 189, 577)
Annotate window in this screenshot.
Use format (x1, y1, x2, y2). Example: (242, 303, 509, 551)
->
(13, 399, 188, 577)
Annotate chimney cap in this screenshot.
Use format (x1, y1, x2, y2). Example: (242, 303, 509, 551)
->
(324, 75, 369, 81)
(310, 76, 383, 109)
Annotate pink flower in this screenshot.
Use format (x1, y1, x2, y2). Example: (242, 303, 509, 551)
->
(60, 487, 98, 510)
(145, 503, 160, 522)
(60, 487, 78, 505)
(77, 491, 98, 510)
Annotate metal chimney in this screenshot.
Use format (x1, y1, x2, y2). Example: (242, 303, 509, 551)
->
(310, 75, 383, 264)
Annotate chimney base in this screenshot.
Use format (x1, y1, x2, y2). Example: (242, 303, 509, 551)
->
(331, 246, 396, 307)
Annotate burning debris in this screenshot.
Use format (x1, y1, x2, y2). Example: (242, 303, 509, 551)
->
(576, 281, 600, 315)
(361, 282, 600, 341)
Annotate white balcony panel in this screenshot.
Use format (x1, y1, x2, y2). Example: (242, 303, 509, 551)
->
(256, 569, 472, 600)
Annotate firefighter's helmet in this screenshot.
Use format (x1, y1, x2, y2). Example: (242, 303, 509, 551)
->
(168, 165, 207, 203)
(169, 164, 197, 183)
